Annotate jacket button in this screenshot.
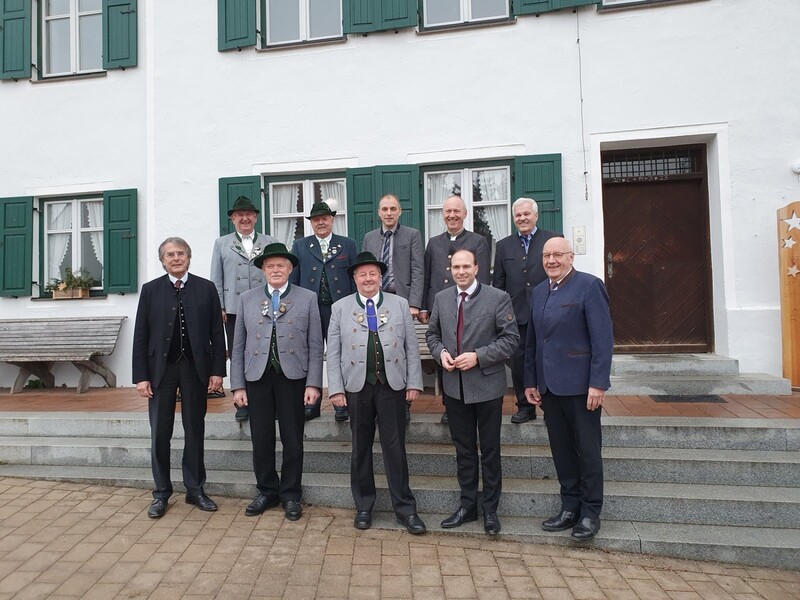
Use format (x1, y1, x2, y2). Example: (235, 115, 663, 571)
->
(312, 266, 317, 271)
(256, 335, 261, 339)
(237, 276, 241, 280)
(351, 361, 356, 366)
(310, 278, 315, 283)
(544, 338, 548, 342)
(290, 350, 295, 354)
(258, 320, 263, 324)
(236, 291, 241, 295)
(444, 279, 449, 284)
(527, 282, 531, 287)
(446, 267, 450, 271)
(254, 351, 259, 355)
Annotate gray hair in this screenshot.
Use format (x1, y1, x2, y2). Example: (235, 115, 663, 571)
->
(158, 237, 192, 261)
(512, 197, 538, 214)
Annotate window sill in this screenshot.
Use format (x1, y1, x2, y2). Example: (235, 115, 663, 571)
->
(31, 293, 108, 302)
(599, 0, 707, 11)
(256, 36, 347, 53)
(417, 17, 515, 35)
(31, 71, 108, 84)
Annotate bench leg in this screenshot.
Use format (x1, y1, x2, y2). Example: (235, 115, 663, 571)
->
(73, 359, 116, 394)
(8, 362, 55, 394)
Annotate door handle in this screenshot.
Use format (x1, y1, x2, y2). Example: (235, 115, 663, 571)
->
(607, 252, 614, 279)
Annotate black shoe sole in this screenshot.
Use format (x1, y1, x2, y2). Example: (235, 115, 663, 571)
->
(440, 516, 477, 529)
(245, 498, 279, 516)
(541, 522, 578, 532)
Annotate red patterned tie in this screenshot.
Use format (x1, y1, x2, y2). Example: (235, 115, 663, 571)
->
(456, 291, 468, 355)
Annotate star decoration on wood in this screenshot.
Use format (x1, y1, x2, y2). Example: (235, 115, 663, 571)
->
(785, 237, 798, 249)
(783, 212, 800, 232)
(788, 264, 800, 277)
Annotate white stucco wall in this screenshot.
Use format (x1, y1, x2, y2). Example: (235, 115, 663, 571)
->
(1, 0, 798, 388)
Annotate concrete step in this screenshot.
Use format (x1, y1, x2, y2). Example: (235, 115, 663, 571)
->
(611, 354, 740, 376)
(0, 464, 797, 529)
(608, 373, 793, 396)
(2, 437, 798, 487)
(1, 413, 797, 451)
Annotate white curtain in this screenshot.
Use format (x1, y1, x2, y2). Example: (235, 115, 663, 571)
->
(318, 181, 347, 236)
(271, 185, 300, 246)
(47, 203, 72, 281)
(476, 170, 510, 241)
(86, 201, 103, 267)
(426, 172, 460, 238)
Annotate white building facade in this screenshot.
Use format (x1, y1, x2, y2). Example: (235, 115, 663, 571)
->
(1, 0, 798, 388)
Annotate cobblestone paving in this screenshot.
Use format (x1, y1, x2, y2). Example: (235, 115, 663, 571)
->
(0, 478, 798, 599)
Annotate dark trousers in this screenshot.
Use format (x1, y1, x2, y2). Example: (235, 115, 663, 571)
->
(246, 370, 306, 501)
(224, 313, 237, 358)
(443, 392, 503, 514)
(308, 303, 332, 413)
(348, 382, 416, 517)
(511, 323, 535, 411)
(541, 391, 603, 518)
(149, 360, 207, 499)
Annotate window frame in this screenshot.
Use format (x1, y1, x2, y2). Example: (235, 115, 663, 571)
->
(40, 0, 104, 78)
(421, 0, 510, 30)
(261, 0, 344, 48)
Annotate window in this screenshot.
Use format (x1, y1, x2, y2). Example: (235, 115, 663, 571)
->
(42, 197, 104, 289)
(423, 0, 509, 28)
(267, 176, 348, 247)
(263, 0, 343, 47)
(424, 165, 512, 254)
(43, 0, 103, 76)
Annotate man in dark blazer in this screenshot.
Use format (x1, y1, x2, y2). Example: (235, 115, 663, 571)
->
(210, 195, 277, 423)
(328, 252, 426, 535)
(524, 237, 613, 542)
(133, 237, 226, 519)
(230, 243, 323, 521)
(426, 249, 519, 536)
(289, 200, 357, 422)
(492, 197, 560, 424)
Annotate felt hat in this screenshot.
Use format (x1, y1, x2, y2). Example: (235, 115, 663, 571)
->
(227, 196, 260, 216)
(252, 242, 299, 269)
(347, 251, 388, 277)
(306, 200, 337, 219)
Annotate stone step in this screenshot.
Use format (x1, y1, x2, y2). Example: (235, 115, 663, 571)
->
(611, 354, 740, 376)
(2, 437, 797, 487)
(608, 373, 793, 396)
(0, 464, 797, 529)
(1, 413, 797, 451)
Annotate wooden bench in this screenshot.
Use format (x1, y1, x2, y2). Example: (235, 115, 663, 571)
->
(0, 316, 127, 394)
(415, 322, 440, 396)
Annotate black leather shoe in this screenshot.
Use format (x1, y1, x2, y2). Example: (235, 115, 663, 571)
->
(147, 499, 167, 519)
(235, 405, 249, 423)
(397, 513, 427, 535)
(484, 512, 501, 535)
(354, 510, 372, 530)
(304, 407, 320, 421)
(542, 511, 579, 532)
(571, 517, 601, 541)
(185, 492, 218, 512)
(245, 493, 280, 517)
(440, 507, 477, 529)
(440, 411, 449, 425)
(334, 407, 349, 422)
(510, 407, 537, 424)
(283, 500, 302, 521)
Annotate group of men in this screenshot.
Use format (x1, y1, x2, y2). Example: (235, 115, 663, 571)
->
(132, 192, 612, 542)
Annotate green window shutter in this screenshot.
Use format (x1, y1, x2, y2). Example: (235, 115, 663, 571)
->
(555, 0, 599, 8)
(102, 0, 137, 69)
(515, 0, 597, 15)
(346, 167, 377, 246)
(218, 0, 256, 51)
(380, 0, 417, 30)
(219, 176, 262, 236)
(0, 0, 31, 80)
(345, 0, 417, 34)
(514, 154, 562, 233)
(374, 164, 422, 233)
(103, 189, 138, 293)
(0, 196, 33, 297)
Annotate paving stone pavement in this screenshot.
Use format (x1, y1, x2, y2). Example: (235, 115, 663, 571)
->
(0, 478, 798, 600)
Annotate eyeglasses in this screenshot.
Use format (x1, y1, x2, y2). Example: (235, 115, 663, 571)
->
(542, 252, 573, 260)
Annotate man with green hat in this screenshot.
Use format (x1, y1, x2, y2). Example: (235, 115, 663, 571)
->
(230, 242, 323, 521)
(289, 199, 357, 422)
(211, 196, 277, 423)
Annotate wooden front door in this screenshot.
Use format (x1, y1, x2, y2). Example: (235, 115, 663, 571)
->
(602, 147, 712, 353)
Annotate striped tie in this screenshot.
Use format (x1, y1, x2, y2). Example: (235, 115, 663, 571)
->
(381, 231, 392, 289)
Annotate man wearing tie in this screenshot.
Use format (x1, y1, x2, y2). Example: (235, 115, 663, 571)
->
(361, 194, 424, 422)
(524, 237, 613, 541)
(290, 200, 357, 422)
(230, 243, 323, 521)
(426, 249, 519, 535)
(210, 195, 277, 423)
(492, 197, 560, 424)
(327, 252, 426, 535)
(133, 237, 226, 518)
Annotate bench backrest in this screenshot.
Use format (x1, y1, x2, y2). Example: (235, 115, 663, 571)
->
(0, 317, 127, 362)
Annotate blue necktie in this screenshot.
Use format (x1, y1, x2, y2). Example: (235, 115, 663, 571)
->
(366, 299, 378, 333)
(272, 289, 280, 317)
(520, 234, 530, 255)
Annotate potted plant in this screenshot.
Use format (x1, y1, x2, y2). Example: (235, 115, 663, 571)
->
(44, 268, 97, 299)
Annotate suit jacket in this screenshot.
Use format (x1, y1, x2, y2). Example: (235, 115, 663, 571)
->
(132, 273, 226, 388)
(524, 270, 613, 396)
(492, 228, 561, 325)
(327, 293, 423, 395)
(289, 234, 357, 302)
(362, 224, 424, 309)
(426, 284, 519, 404)
(229, 283, 323, 389)
(422, 230, 490, 312)
(210, 232, 277, 314)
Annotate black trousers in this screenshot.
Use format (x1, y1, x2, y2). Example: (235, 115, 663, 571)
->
(541, 391, 603, 518)
(224, 313, 237, 358)
(348, 381, 416, 517)
(308, 303, 332, 413)
(149, 360, 207, 499)
(443, 392, 503, 514)
(510, 323, 535, 411)
(246, 370, 306, 501)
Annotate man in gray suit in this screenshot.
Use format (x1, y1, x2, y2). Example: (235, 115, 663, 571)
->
(426, 249, 519, 536)
(362, 193, 424, 423)
(327, 252, 427, 535)
(210, 196, 277, 423)
(230, 243, 323, 521)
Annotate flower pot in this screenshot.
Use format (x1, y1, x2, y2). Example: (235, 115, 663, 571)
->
(51, 288, 90, 300)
